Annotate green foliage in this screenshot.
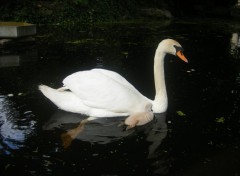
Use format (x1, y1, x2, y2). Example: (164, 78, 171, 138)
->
(0, 0, 236, 27)
(72, 0, 89, 5)
(0, 0, 137, 27)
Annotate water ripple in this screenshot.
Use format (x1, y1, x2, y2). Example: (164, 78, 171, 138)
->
(0, 96, 36, 154)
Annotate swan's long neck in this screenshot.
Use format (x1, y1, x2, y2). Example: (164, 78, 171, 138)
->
(152, 50, 168, 113)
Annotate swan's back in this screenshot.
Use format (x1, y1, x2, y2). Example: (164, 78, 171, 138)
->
(63, 69, 139, 92)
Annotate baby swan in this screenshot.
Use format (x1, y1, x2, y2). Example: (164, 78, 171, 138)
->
(124, 103, 153, 130)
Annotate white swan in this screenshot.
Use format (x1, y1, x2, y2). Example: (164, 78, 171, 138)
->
(39, 39, 188, 128)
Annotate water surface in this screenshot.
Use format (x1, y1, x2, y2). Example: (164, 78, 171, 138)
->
(1, 19, 240, 176)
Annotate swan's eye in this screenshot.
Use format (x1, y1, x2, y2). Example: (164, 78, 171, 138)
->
(173, 45, 184, 54)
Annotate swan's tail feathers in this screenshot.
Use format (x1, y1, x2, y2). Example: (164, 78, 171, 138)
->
(57, 86, 69, 92)
(38, 84, 54, 92)
(38, 84, 85, 114)
(38, 84, 72, 109)
(38, 84, 61, 101)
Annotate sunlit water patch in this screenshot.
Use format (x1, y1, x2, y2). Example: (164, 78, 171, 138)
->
(0, 95, 36, 154)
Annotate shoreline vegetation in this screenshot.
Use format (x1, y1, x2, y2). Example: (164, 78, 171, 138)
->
(0, 0, 237, 28)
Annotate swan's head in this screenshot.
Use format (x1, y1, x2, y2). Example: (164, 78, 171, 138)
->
(157, 39, 188, 63)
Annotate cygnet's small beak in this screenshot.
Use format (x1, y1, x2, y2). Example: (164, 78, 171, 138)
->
(177, 51, 188, 63)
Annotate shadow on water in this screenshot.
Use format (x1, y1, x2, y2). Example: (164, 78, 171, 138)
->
(42, 110, 167, 150)
(1, 19, 240, 175)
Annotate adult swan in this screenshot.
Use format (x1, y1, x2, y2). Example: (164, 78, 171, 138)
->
(39, 39, 188, 128)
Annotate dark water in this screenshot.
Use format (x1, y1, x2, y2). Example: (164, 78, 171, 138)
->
(1, 19, 240, 176)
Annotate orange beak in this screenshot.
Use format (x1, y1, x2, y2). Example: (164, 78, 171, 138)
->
(176, 51, 188, 63)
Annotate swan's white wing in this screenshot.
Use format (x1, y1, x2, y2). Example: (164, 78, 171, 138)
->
(63, 69, 149, 113)
(93, 69, 139, 93)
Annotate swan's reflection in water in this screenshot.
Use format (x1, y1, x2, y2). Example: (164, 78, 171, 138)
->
(43, 110, 167, 158)
(146, 113, 168, 158)
(43, 111, 133, 145)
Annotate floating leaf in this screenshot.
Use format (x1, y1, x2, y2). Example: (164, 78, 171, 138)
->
(121, 51, 128, 55)
(176, 111, 186, 116)
(215, 117, 225, 123)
